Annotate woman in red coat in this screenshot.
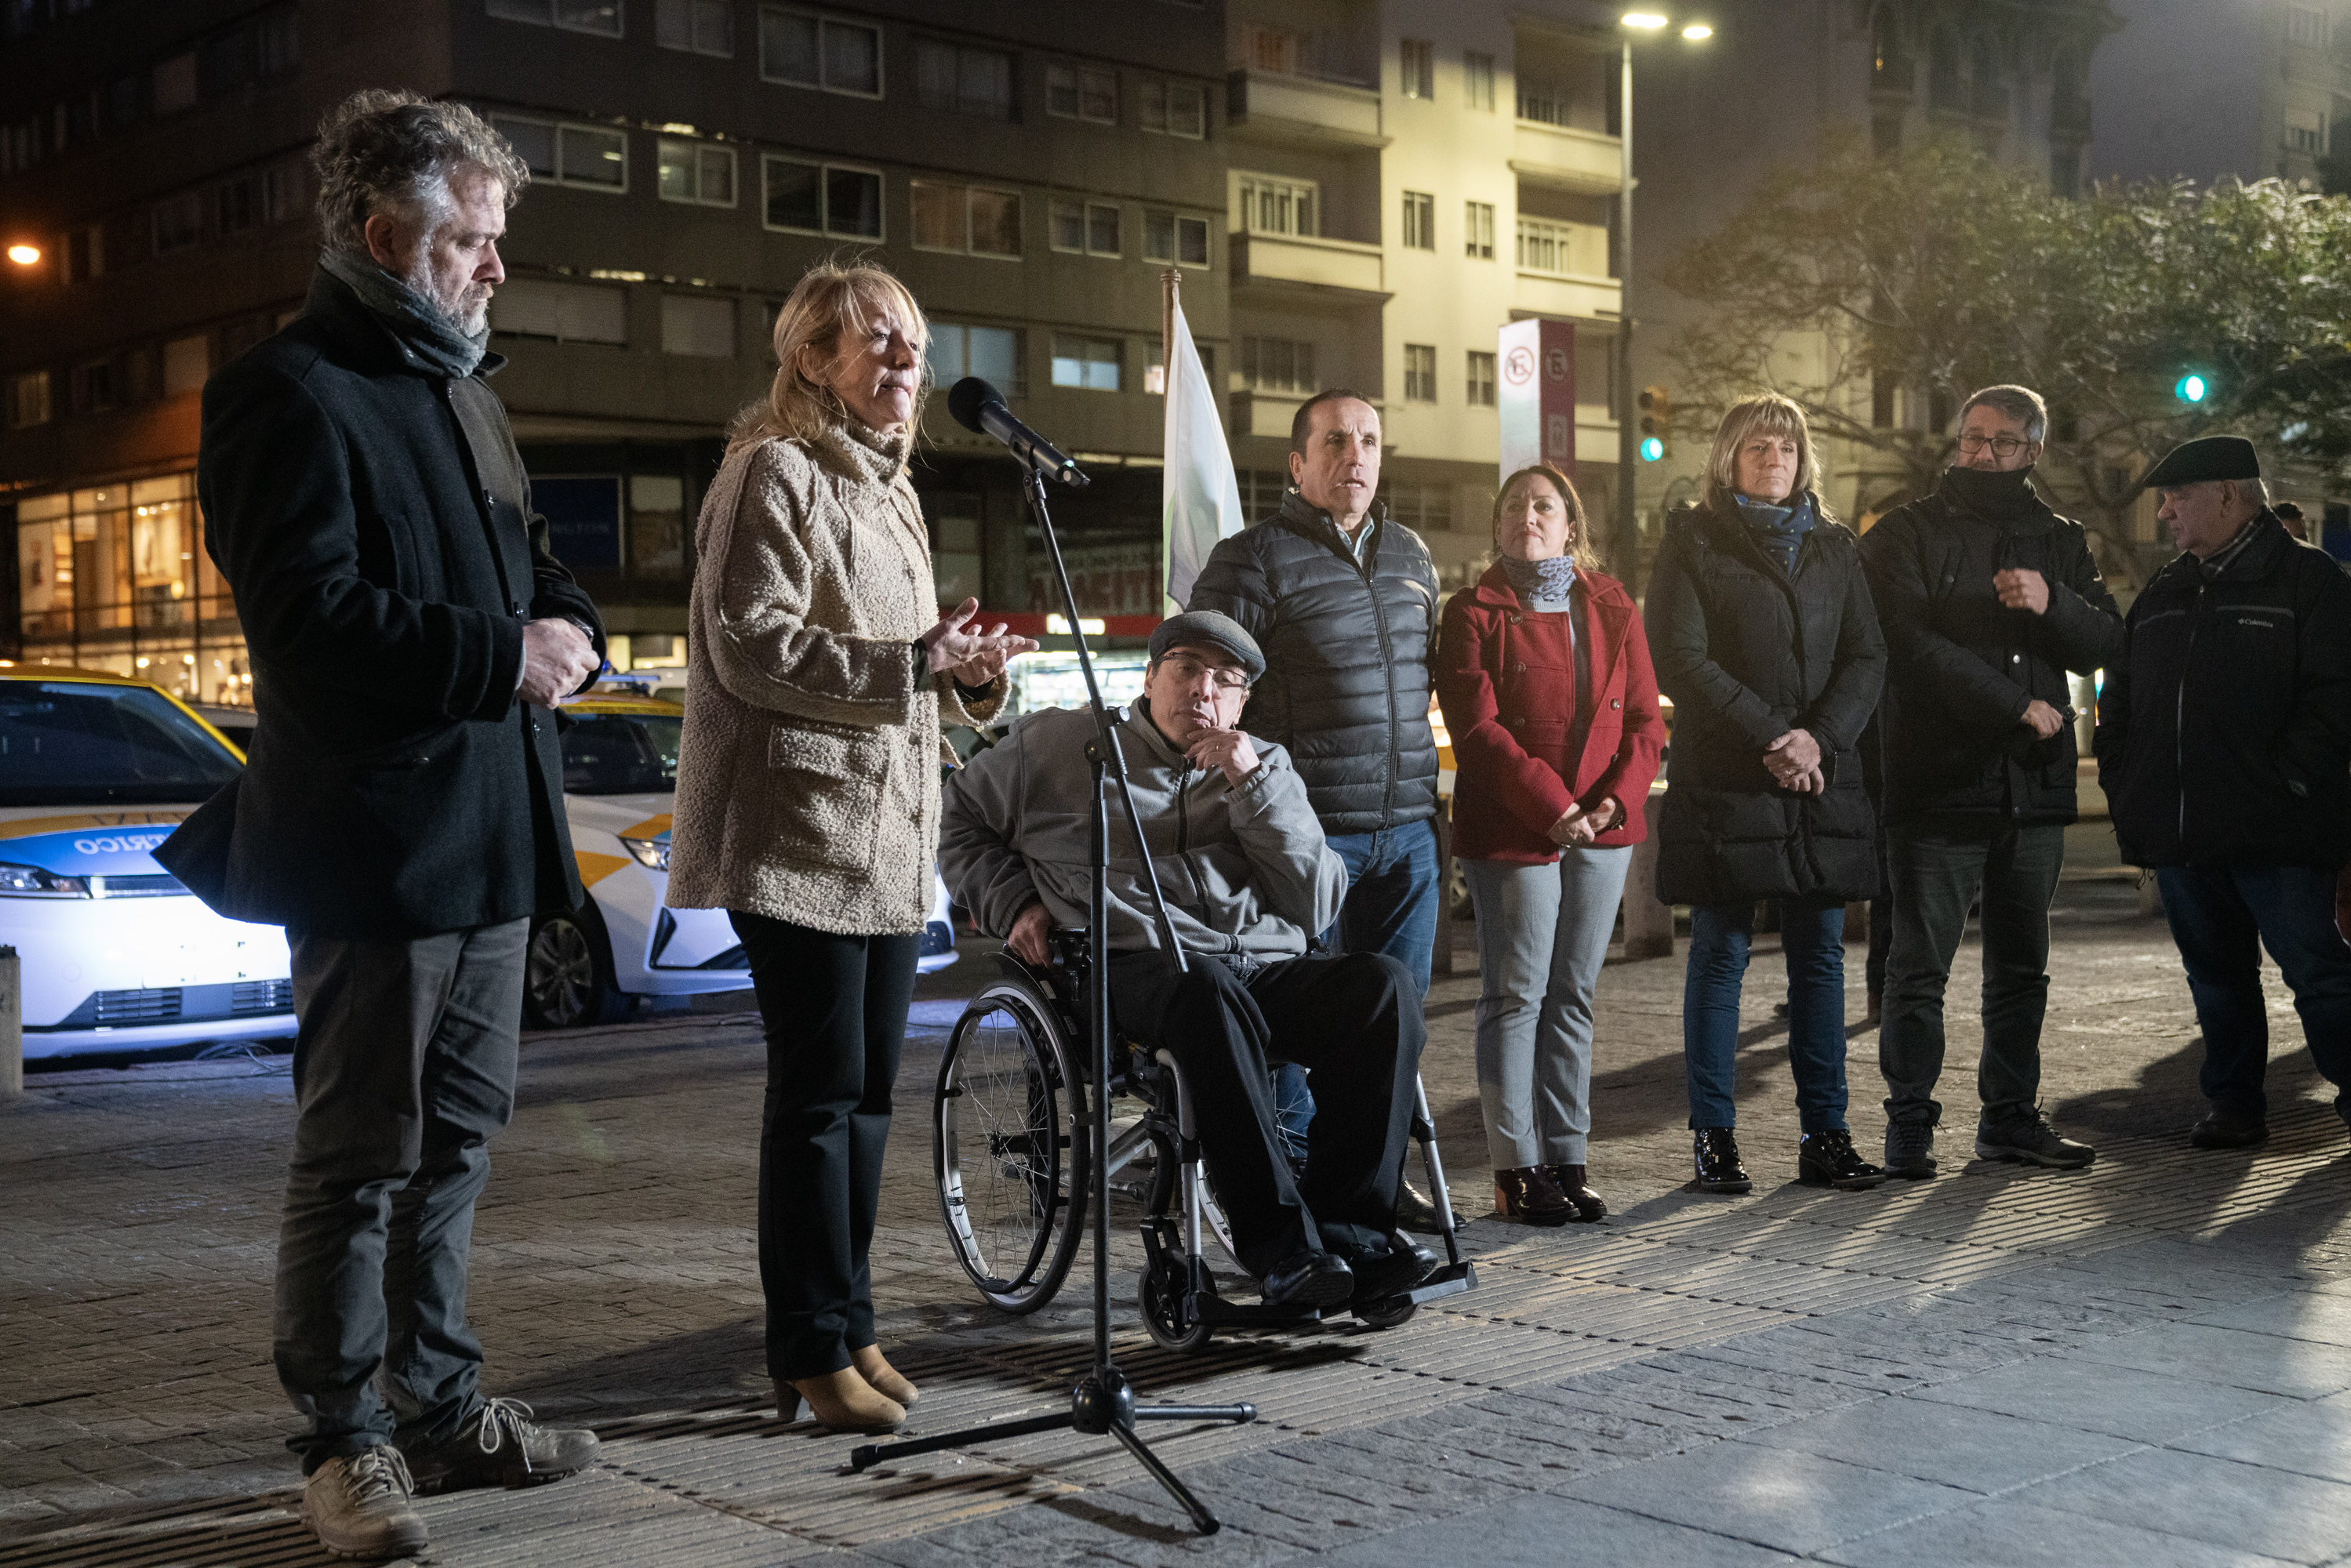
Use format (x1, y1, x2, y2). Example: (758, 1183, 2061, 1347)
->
(1436, 464, 1667, 1224)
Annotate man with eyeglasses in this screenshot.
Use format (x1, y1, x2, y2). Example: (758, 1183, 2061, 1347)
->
(1859, 385, 2124, 1179)
(939, 612, 1437, 1311)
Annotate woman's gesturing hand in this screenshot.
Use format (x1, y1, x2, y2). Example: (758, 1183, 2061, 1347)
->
(922, 597, 1040, 685)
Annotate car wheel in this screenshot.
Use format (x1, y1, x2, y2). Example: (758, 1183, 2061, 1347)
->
(523, 911, 627, 1029)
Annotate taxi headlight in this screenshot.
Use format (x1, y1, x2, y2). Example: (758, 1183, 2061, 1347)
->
(618, 835, 670, 871)
(0, 860, 91, 898)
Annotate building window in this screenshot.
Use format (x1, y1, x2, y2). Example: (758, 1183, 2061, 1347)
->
(1400, 38, 1433, 100)
(1465, 50, 1495, 111)
(759, 6, 881, 96)
(1234, 172, 1316, 237)
(9, 370, 51, 430)
(492, 115, 628, 192)
(163, 335, 210, 394)
(1143, 209, 1209, 267)
(658, 139, 736, 205)
(928, 321, 1025, 394)
(263, 163, 308, 224)
(1379, 481, 1454, 533)
(1239, 336, 1314, 394)
(487, 0, 625, 36)
(1466, 350, 1495, 407)
(1050, 199, 1121, 256)
(1403, 343, 1437, 402)
(1401, 190, 1435, 250)
(1464, 200, 1494, 260)
(2287, 106, 2326, 154)
(2287, 4, 2327, 46)
(151, 191, 203, 256)
(765, 155, 883, 238)
(152, 52, 198, 114)
(910, 180, 1022, 256)
(489, 278, 629, 343)
(217, 177, 260, 238)
(915, 39, 1015, 119)
(1518, 79, 1572, 127)
(661, 294, 736, 356)
(71, 360, 116, 414)
(1051, 333, 1121, 390)
(65, 223, 103, 282)
(1516, 216, 1592, 276)
(1140, 81, 1206, 137)
(1047, 63, 1117, 124)
(657, 0, 733, 55)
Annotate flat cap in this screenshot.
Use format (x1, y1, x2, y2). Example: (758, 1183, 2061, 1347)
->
(1148, 610, 1265, 683)
(2143, 435, 2262, 488)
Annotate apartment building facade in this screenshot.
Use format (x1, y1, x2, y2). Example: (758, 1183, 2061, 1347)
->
(2093, 0, 2351, 191)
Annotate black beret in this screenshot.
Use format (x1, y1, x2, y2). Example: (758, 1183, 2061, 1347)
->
(2142, 435, 2262, 488)
(1147, 610, 1265, 683)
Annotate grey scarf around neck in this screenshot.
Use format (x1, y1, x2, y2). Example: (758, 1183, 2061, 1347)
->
(320, 246, 491, 379)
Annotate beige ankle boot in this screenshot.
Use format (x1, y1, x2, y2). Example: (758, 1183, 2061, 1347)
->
(778, 1368, 905, 1432)
(849, 1345, 918, 1406)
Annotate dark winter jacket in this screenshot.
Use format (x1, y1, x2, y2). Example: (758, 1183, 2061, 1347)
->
(1644, 497, 1887, 906)
(2094, 511, 2351, 871)
(156, 264, 604, 938)
(1186, 488, 1441, 835)
(1859, 470, 2124, 827)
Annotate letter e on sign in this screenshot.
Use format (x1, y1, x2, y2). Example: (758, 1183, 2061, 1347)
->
(1546, 348, 1568, 383)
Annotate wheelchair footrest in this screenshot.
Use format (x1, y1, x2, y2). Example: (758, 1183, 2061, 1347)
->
(1402, 1261, 1476, 1306)
(1192, 1294, 1331, 1327)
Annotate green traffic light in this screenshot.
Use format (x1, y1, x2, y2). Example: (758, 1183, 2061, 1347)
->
(1640, 437, 1666, 462)
(2175, 373, 2207, 404)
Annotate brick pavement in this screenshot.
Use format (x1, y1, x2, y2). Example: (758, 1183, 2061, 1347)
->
(6, 877, 2351, 1566)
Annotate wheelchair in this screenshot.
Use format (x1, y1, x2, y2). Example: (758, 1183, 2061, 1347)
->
(933, 930, 1475, 1352)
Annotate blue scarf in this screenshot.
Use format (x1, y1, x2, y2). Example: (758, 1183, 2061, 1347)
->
(1735, 492, 1815, 576)
(1499, 554, 1578, 603)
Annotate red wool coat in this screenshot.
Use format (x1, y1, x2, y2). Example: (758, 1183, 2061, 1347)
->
(1435, 561, 1669, 865)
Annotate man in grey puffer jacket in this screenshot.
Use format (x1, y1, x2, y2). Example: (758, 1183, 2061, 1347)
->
(939, 613, 1434, 1311)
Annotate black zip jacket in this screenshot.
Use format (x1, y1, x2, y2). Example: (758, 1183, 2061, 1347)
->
(2095, 511, 2351, 871)
(1860, 473, 2124, 827)
(1645, 497, 1887, 906)
(1186, 488, 1441, 835)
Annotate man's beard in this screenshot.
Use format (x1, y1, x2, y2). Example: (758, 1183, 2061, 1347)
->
(398, 252, 489, 336)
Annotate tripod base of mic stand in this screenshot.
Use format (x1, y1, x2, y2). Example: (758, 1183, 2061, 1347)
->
(848, 1368, 1255, 1534)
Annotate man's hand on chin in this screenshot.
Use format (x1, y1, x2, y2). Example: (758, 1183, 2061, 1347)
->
(1184, 728, 1259, 786)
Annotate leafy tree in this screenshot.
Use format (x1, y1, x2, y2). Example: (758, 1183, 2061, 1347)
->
(1663, 136, 2351, 584)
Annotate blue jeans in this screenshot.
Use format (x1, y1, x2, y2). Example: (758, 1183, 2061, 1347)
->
(1276, 817, 1443, 1156)
(1684, 900, 1851, 1132)
(2156, 865, 2351, 1118)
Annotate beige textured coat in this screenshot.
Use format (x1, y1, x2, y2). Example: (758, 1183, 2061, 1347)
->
(666, 421, 1004, 935)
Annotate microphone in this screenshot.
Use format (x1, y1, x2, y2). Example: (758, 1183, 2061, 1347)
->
(947, 376, 1089, 488)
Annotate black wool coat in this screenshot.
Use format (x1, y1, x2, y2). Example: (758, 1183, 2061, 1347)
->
(2094, 512, 2351, 872)
(1186, 488, 1441, 835)
(1860, 480, 2124, 827)
(157, 265, 605, 938)
(1645, 498, 1887, 906)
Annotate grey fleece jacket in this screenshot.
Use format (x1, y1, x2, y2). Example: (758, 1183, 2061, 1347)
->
(939, 700, 1347, 956)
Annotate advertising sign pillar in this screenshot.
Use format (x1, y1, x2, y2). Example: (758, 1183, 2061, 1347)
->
(1498, 318, 1577, 482)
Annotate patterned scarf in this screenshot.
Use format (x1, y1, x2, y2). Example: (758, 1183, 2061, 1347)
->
(319, 246, 490, 379)
(1499, 553, 1579, 602)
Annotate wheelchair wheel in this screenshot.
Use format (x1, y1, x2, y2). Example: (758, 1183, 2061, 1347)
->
(1140, 1260, 1219, 1354)
(935, 981, 1090, 1314)
(1352, 1295, 1419, 1330)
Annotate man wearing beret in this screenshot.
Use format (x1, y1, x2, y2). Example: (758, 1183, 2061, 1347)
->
(2095, 436, 2351, 1149)
(938, 612, 1437, 1310)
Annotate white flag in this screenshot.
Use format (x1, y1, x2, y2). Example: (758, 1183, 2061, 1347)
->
(1161, 297, 1246, 616)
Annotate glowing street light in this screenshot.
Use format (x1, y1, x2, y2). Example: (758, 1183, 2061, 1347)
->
(1681, 24, 1714, 39)
(5, 244, 40, 266)
(1622, 12, 1670, 28)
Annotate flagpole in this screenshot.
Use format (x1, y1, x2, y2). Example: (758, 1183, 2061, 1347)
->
(1161, 267, 1179, 617)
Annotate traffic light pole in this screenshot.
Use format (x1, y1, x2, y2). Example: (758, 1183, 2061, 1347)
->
(1614, 38, 1641, 593)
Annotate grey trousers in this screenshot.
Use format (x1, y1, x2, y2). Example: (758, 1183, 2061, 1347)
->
(1465, 847, 1633, 1170)
(273, 919, 527, 1472)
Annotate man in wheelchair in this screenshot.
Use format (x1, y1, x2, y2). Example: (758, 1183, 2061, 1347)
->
(940, 612, 1437, 1311)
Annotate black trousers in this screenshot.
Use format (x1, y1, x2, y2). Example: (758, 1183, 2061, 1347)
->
(730, 911, 918, 1383)
(1110, 949, 1425, 1277)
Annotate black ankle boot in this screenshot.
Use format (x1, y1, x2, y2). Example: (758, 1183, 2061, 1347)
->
(1692, 1127, 1751, 1193)
(1799, 1128, 1886, 1190)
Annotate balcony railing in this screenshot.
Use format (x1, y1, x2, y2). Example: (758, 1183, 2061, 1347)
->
(1230, 230, 1386, 296)
(1515, 216, 1609, 278)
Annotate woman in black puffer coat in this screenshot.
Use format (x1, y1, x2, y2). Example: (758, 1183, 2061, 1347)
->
(1644, 394, 1887, 1196)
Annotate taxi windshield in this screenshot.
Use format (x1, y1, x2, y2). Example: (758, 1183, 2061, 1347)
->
(560, 710, 683, 796)
(0, 681, 244, 807)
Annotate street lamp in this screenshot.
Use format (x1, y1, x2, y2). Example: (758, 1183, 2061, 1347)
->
(1613, 11, 1712, 589)
(5, 245, 39, 267)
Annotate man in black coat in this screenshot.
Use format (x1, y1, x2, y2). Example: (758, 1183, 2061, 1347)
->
(2095, 435, 2351, 1152)
(1860, 386, 2123, 1180)
(156, 92, 603, 1560)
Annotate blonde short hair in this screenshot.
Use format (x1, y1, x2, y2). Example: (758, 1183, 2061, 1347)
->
(1492, 463, 1603, 573)
(729, 258, 928, 453)
(1702, 393, 1836, 521)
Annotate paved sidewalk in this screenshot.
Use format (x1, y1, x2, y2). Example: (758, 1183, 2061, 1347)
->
(6, 886, 2351, 1566)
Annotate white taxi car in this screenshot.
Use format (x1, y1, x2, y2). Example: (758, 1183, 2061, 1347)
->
(529, 694, 959, 1029)
(0, 667, 295, 1059)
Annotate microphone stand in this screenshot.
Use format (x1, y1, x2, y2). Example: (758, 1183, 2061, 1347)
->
(848, 466, 1255, 1532)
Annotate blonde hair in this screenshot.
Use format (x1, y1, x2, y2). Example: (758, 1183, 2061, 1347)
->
(729, 257, 929, 453)
(1492, 463, 1602, 572)
(1702, 393, 1837, 522)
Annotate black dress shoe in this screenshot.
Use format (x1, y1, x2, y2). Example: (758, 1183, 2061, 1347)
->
(1692, 1127, 1751, 1193)
(1260, 1249, 1354, 1308)
(1797, 1128, 1885, 1190)
(1394, 1179, 1467, 1234)
(1334, 1233, 1437, 1303)
(1493, 1165, 1575, 1225)
(2190, 1103, 2269, 1149)
(1541, 1163, 1608, 1222)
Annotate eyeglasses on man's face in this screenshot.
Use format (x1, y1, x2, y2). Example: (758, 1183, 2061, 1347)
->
(1957, 433, 2033, 458)
(1163, 653, 1251, 693)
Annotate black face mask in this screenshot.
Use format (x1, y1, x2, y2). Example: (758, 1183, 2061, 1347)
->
(1942, 463, 2040, 519)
